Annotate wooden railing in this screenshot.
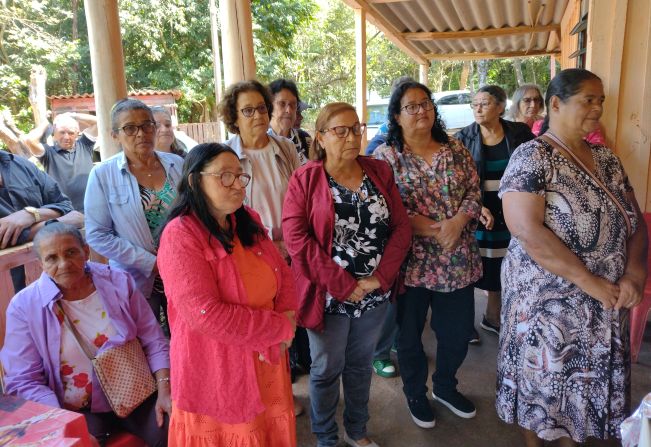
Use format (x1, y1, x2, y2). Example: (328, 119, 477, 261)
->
(0, 243, 42, 347)
(178, 122, 221, 144)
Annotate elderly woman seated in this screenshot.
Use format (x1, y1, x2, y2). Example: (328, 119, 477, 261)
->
(1, 223, 171, 446)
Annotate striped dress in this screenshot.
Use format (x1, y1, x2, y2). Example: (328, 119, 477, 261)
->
(475, 139, 510, 292)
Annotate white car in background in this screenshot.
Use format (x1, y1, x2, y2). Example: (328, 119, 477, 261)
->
(364, 89, 511, 137)
(433, 90, 475, 130)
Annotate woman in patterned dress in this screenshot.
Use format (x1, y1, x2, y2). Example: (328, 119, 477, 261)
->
(283, 102, 411, 447)
(85, 99, 183, 333)
(374, 81, 483, 429)
(497, 68, 648, 446)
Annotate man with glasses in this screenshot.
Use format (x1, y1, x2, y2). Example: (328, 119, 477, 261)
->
(22, 112, 98, 212)
(267, 79, 312, 165)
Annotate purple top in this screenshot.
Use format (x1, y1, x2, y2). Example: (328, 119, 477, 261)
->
(1, 262, 170, 413)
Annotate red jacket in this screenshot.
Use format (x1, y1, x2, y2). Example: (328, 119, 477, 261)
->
(157, 210, 296, 423)
(282, 157, 412, 331)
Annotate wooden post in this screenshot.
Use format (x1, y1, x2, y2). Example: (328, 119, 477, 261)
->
(209, 0, 226, 142)
(219, 0, 256, 87)
(84, 0, 127, 160)
(29, 66, 48, 126)
(419, 63, 429, 87)
(355, 8, 368, 151)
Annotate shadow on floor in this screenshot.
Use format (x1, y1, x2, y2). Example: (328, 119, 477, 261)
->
(294, 292, 651, 447)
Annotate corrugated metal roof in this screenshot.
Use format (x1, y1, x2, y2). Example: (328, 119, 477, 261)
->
(49, 89, 182, 100)
(343, 0, 567, 62)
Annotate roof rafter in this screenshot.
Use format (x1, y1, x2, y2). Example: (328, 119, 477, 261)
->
(404, 24, 560, 41)
(340, 0, 429, 65)
(425, 49, 559, 61)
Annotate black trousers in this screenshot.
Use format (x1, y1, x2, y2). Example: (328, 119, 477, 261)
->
(81, 393, 168, 446)
(396, 285, 475, 399)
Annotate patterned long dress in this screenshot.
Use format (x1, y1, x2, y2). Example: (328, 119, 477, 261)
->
(496, 138, 637, 442)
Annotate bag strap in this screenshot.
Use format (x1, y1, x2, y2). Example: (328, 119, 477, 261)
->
(56, 302, 96, 360)
(541, 132, 632, 237)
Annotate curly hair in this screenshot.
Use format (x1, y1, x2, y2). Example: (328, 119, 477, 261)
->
(217, 80, 273, 134)
(386, 81, 448, 152)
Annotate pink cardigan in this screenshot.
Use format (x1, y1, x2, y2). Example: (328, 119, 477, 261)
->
(282, 157, 412, 331)
(157, 210, 296, 423)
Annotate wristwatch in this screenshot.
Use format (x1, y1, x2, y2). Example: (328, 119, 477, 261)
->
(24, 206, 40, 223)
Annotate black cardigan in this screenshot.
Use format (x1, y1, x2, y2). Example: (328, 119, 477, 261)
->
(454, 118, 535, 188)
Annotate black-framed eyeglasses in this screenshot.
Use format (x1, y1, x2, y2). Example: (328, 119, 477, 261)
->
(114, 121, 157, 136)
(320, 123, 366, 138)
(522, 97, 543, 105)
(200, 171, 251, 187)
(240, 104, 268, 118)
(401, 100, 435, 115)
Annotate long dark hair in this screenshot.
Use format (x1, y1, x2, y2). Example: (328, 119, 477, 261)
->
(539, 68, 602, 135)
(386, 81, 449, 152)
(159, 143, 265, 253)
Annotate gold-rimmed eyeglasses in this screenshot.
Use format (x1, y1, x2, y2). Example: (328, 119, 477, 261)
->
(200, 171, 251, 187)
(319, 123, 366, 138)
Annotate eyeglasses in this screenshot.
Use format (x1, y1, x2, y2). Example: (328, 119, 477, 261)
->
(522, 97, 543, 105)
(320, 123, 366, 138)
(400, 100, 435, 115)
(200, 171, 251, 187)
(275, 100, 297, 111)
(240, 104, 268, 118)
(470, 101, 495, 110)
(115, 121, 157, 136)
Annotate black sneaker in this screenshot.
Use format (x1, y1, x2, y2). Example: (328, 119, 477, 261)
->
(480, 315, 500, 335)
(406, 396, 436, 428)
(432, 390, 476, 418)
(468, 327, 481, 345)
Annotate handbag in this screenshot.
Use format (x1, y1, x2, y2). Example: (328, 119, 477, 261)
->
(542, 132, 633, 238)
(57, 302, 157, 417)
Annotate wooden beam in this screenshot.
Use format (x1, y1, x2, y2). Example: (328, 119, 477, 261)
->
(220, 0, 256, 85)
(355, 8, 368, 151)
(426, 49, 559, 61)
(403, 24, 560, 41)
(84, 0, 127, 159)
(340, 0, 428, 65)
(419, 63, 429, 86)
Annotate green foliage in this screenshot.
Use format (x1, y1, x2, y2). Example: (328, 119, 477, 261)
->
(0, 0, 555, 131)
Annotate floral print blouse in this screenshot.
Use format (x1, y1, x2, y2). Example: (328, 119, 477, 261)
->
(326, 174, 392, 317)
(374, 138, 482, 292)
(57, 291, 116, 410)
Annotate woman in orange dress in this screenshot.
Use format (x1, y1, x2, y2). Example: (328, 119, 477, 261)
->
(157, 143, 297, 446)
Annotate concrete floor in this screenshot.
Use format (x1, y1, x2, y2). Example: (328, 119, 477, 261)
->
(293, 292, 651, 447)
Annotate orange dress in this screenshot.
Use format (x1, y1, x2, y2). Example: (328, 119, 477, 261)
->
(169, 237, 296, 446)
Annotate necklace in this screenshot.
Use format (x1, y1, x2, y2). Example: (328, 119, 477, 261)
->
(129, 160, 159, 177)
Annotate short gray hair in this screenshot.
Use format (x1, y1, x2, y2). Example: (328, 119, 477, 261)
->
(110, 98, 153, 131)
(52, 114, 80, 131)
(33, 222, 86, 258)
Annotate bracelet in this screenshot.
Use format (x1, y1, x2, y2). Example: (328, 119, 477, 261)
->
(157, 377, 170, 384)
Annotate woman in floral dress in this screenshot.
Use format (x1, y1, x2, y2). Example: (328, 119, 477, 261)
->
(497, 69, 647, 446)
(283, 102, 411, 447)
(374, 80, 482, 428)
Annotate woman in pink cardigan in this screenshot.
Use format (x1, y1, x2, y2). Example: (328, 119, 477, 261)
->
(282, 102, 412, 447)
(157, 143, 297, 446)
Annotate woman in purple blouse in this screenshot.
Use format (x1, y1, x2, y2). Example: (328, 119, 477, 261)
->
(374, 80, 482, 430)
(1, 223, 170, 446)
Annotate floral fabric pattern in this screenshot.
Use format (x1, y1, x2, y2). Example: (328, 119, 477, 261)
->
(496, 138, 636, 442)
(374, 138, 482, 292)
(325, 174, 391, 317)
(59, 291, 116, 411)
